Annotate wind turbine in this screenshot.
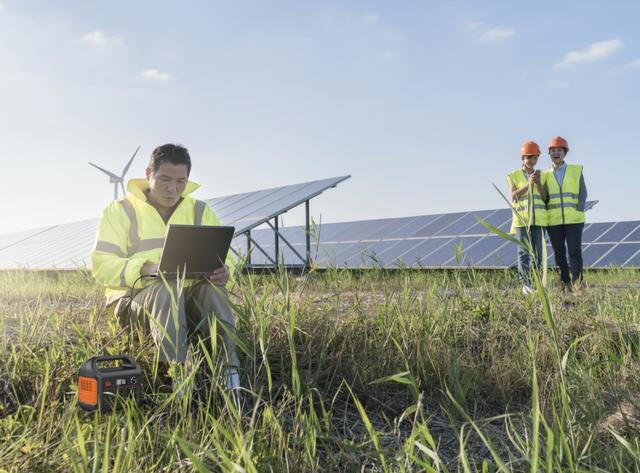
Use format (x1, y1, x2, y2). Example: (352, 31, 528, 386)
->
(89, 146, 140, 200)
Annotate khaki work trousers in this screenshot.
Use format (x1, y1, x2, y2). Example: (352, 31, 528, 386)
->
(115, 280, 239, 367)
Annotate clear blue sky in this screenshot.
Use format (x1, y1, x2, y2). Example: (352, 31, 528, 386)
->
(1, 0, 639, 234)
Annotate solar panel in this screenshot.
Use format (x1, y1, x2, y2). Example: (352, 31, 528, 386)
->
(364, 217, 415, 240)
(246, 201, 612, 269)
(625, 248, 640, 267)
(277, 243, 307, 266)
(440, 211, 493, 236)
(314, 221, 353, 243)
(217, 185, 307, 223)
(595, 243, 640, 267)
(386, 215, 438, 239)
(314, 242, 361, 267)
(582, 244, 616, 267)
(462, 209, 511, 235)
(412, 212, 468, 238)
(604, 222, 639, 242)
(584, 201, 598, 212)
(596, 222, 639, 242)
(582, 223, 614, 243)
(401, 238, 452, 267)
(210, 176, 350, 234)
(332, 241, 367, 261)
(545, 244, 556, 267)
(4, 197, 635, 270)
(457, 236, 510, 267)
(244, 247, 270, 265)
(342, 240, 399, 268)
(479, 243, 517, 268)
(0, 226, 57, 252)
(420, 237, 477, 267)
(245, 228, 273, 247)
(342, 246, 379, 268)
(329, 219, 387, 243)
(374, 239, 426, 267)
(0, 219, 98, 270)
(623, 225, 640, 242)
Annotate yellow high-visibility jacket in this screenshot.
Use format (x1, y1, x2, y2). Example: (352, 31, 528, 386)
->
(508, 168, 548, 233)
(543, 164, 586, 226)
(91, 178, 235, 306)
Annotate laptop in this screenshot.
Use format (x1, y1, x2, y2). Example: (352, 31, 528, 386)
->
(155, 224, 235, 278)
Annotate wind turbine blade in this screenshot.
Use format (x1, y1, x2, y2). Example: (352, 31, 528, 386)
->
(120, 181, 126, 196)
(121, 145, 140, 177)
(89, 162, 120, 180)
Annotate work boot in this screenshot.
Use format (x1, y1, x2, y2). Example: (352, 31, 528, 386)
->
(223, 367, 245, 413)
(224, 367, 241, 391)
(560, 281, 572, 293)
(572, 281, 583, 294)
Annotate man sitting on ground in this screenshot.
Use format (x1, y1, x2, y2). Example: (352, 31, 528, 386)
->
(91, 143, 241, 396)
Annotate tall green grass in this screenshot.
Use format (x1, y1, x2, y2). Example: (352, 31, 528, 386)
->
(0, 265, 639, 471)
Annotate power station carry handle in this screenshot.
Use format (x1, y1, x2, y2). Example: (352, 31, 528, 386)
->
(92, 355, 137, 372)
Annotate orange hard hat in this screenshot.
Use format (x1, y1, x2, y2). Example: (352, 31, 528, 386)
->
(520, 141, 541, 156)
(549, 136, 569, 150)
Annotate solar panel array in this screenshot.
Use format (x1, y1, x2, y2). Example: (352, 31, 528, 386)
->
(242, 201, 640, 269)
(206, 176, 350, 234)
(0, 176, 349, 270)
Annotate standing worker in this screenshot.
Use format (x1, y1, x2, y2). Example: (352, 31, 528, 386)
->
(543, 136, 588, 292)
(508, 141, 548, 294)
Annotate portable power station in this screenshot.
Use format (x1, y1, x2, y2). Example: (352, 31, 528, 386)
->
(78, 355, 142, 412)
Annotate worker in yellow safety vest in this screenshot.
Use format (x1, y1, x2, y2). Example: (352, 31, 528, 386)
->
(507, 141, 548, 294)
(91, 144, 241, 398)
(543, 136, 587, 292)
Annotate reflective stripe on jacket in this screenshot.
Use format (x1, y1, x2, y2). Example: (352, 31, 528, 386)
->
(543, 164, 586, 226)
(508, 168, 548, 233)
(91, 178, 235, 306)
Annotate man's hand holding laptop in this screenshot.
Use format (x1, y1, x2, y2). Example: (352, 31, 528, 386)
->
(209, 265, 230, 287)
(140, 262, 160, 277)
(140, 261, 229, 287)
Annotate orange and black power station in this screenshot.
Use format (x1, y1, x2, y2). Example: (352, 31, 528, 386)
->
(78, 355, 142, 412)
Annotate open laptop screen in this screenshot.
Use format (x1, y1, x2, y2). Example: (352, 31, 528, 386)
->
(158, 225, 235, 277)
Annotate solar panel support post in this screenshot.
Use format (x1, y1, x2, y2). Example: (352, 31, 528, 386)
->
(245, 230, 252, 266)
(246, 234, 277, 266)
(265, 220, 307, 266)
(305, 200, 311, 269)
(274, 217, 280, 266)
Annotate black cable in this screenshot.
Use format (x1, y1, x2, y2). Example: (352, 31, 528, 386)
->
(125, 274, 154, 318)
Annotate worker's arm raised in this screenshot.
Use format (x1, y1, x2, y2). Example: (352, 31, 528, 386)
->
(537, 172, 549, 203)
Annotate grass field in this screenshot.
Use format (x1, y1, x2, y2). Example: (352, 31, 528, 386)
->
(1, 266, 639, 472)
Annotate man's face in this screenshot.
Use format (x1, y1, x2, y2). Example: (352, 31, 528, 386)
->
(146, 162, 189, 207)
(549, 147, 566, 164)
(522, 155, 539, 168)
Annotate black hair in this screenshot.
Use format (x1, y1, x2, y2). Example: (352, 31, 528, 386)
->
(148, 144, 191, 175)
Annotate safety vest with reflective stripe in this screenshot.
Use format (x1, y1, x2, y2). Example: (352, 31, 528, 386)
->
(543, 164, 585, 226)
(508, 168, 548, 232)
(91, 178, 235, 306)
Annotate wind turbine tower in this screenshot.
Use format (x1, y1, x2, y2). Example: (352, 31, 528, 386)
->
(89, 146, 140, 200)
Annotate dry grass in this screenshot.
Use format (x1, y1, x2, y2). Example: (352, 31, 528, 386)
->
(1, 267, 639, 471)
